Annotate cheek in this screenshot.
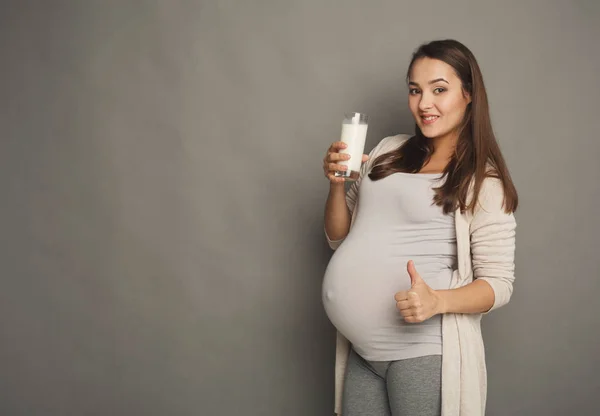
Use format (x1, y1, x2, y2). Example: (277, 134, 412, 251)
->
(408, 96, 422, 113)
(439, 95, 467, 118)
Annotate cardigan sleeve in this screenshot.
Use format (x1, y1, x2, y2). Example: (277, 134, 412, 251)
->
(469, 177, 517, 313)
(325, 136, 397, 250)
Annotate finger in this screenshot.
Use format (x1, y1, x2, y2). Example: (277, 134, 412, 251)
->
(328, 163, 347, 172)
(400, 308, 415, 318)
(407, 260, 424, 287)
(327, 152, 351, 162)
(361, 154, 370, 163)
(396, 300, 413, 311)
(399, 309, 414, 318)
(397, 303, 422, 320)
(329, 141, 348, 152)
(394, 291, 410, 302)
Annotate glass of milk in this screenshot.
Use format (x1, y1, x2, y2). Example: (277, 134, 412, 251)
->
(334, 112, 369, 181)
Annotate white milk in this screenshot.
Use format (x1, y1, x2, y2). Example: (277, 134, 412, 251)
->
(339, 122, 368, 174)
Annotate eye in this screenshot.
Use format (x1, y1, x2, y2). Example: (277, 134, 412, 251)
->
(409, 88, 421, 95)
(433, 87, 446, 94)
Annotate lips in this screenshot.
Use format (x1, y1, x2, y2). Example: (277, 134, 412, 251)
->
(421, 115, 439, 125)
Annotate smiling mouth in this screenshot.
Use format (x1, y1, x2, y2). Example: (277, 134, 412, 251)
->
(421, 115, 439, 125)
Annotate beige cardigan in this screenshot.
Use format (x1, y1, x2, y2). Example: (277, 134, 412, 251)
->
(326, 134, 517, 416)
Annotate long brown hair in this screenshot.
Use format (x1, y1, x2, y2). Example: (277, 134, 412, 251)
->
(369, 39, 518, 214)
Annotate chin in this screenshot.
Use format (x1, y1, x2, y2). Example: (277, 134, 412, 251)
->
(418, 125, 452, 140)
(418, 125, 440, 139)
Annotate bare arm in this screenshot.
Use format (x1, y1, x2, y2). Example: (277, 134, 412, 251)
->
(437, 279, 495, 314)
(324, 183, 352, 241)
(322, 141, 368, 244)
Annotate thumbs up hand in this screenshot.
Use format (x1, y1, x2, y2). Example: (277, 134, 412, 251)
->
(394, 260, 445, 323)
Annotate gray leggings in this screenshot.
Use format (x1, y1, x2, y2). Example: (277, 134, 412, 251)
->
(342, 348, 442, 416)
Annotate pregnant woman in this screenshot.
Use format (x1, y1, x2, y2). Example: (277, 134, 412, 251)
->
(322, 39, 518, 416)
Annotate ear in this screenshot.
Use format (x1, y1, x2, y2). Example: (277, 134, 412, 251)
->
(463, 89, 472, 104)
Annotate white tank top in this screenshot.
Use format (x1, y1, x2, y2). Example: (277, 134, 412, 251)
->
(322, 172, 457, 361)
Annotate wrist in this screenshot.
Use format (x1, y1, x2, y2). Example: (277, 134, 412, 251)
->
(435, 290, 449, 315)
(329, 181, 346, 192)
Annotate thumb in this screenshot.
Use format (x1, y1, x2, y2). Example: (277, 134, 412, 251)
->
(407, 260, 423, 287)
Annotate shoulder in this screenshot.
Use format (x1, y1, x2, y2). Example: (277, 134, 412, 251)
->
(470, 176, 515, 224)
(469, 175, 517, 243)
(476, 177, 506, 210)
(370, 134, 412, 158)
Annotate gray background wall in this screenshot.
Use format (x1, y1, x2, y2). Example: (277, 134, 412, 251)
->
(1, 1, 599, 415)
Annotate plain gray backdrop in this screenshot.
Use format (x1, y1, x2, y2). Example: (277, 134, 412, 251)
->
(1, 1, 599, 415)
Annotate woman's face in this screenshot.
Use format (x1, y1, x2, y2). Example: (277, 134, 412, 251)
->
(408, 57, 471, 141)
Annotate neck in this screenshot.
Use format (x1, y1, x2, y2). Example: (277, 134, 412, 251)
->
(431, 133, 458, 160)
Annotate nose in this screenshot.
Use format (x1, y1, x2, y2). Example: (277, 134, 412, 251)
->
(418, 93, 433, 111)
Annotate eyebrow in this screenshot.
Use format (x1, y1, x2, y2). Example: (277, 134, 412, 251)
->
(408, 78, 449, 86)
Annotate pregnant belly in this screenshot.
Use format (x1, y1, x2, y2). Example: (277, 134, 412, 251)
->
(322, 235, 453, 349)
(322, 240, 412, 346)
